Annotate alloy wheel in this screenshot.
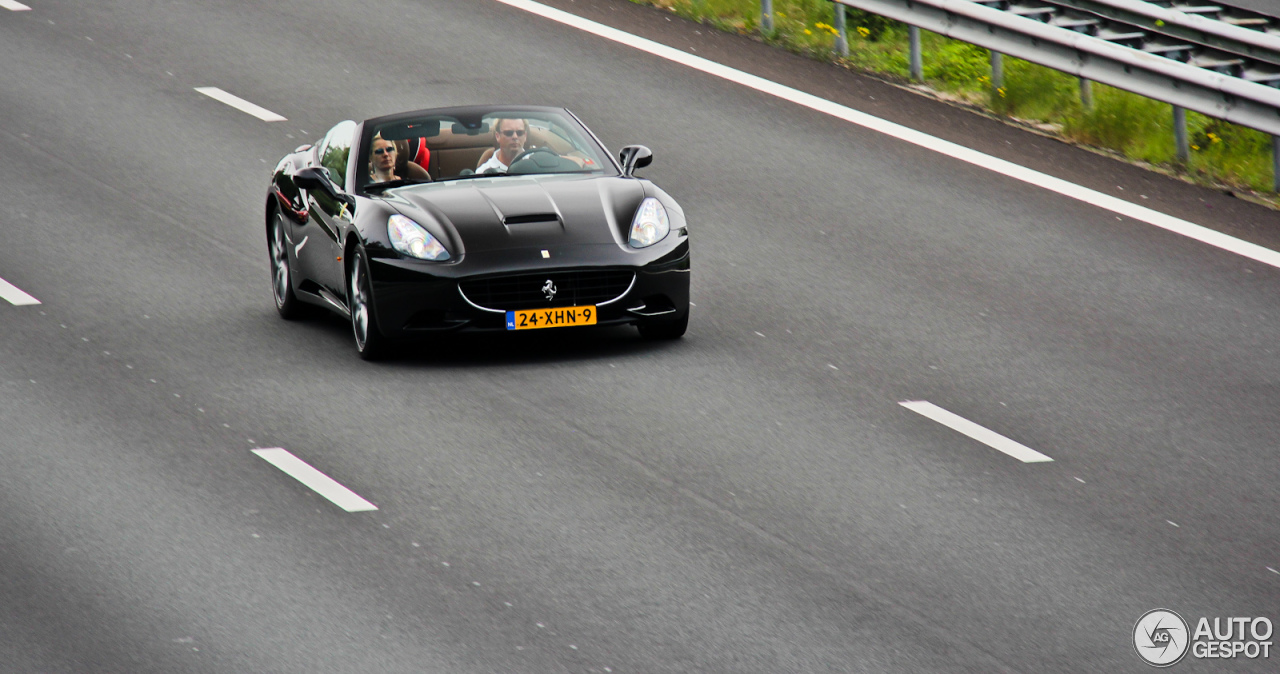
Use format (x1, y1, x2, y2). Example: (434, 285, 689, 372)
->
(350, 253, 370, 351)
(270, 217, 290, 308)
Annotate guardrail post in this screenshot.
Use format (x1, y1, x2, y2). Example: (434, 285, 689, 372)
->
(990, 51, 1004, 91)
(909, 26, 923, 82)
(1173, 105, 1190, 164)
(1273, 135, 1280, 192)
(834, 2, 849, 57)
(761, 0, 773, 33)
(1080, 78, 1093, 110)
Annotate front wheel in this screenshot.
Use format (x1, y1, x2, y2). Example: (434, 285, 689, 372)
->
(348, 247, 389, 360)
(268, 210, 307, 320)
(637, 312, 688, 340)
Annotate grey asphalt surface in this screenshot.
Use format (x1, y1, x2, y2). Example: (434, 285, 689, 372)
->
(0, 0, 1277, 672)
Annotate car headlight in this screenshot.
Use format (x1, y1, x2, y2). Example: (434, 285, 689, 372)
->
(629, 197, 670, 248)
(388, 214, 450, 261)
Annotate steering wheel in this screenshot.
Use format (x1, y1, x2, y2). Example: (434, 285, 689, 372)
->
(508, 146, 562, 170)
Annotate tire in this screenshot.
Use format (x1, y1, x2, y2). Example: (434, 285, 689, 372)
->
(637, 311, 688, 340)
(348, 246, 389, 360)
(268, 209, 307, 320)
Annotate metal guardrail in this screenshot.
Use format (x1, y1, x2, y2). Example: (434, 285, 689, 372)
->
(984, 1, 1280, 86)
(754, 0, 1280, 189)
(1056, 1, 1280, 68)
(832, 0, 1280, 135)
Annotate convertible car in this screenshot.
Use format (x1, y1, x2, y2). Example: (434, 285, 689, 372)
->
(265, 105, 690, 359)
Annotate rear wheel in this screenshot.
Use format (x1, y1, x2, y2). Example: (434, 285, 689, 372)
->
(348, 247, 388, 360)
(637, 312, 688, 340)
(268, 210, 307, 320)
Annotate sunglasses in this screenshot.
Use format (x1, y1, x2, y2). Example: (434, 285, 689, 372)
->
(500, 129, 527, 138)
(372, 146, 397, 155)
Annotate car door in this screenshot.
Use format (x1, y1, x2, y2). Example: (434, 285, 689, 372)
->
(301, 121, 357, 302)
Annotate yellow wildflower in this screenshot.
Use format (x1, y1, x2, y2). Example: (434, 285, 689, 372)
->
(857, 26, 870, 38)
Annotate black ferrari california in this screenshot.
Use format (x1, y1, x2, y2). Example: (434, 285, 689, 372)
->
(265, 105, 690, 359)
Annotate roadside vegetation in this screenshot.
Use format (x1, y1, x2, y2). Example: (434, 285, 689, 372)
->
(631, 0, 1278, 201)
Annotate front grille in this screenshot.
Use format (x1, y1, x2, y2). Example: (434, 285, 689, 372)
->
(459, 269, 634, 311)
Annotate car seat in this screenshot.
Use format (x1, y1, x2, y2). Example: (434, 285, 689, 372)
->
(394, 138, 432, 181)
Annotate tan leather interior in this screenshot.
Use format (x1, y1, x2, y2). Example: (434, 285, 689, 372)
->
(392, 139, 431, 179)
(388, 125, 570, 178)
(402, 161, 430, 181)
(377, 119, 586, 180)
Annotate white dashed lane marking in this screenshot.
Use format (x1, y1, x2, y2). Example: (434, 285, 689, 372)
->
(252, 448, 378, 512)
(0, 277, 40, 305)
(194, 87, 287, 122)
(900, 400, 1054, 463)
(498, 0, 1280, 270)
(0, 1, 31, 11)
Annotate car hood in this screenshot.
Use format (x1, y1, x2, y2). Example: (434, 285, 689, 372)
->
(386, 175, 646, 254)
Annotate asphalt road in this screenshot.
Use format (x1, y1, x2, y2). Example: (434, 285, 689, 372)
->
(0, 1, 1277, 672)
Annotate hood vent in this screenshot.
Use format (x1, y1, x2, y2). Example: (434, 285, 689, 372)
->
(503, 213, 560, 226)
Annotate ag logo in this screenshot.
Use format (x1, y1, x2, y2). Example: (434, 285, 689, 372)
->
(1134, 609, 1190, 667)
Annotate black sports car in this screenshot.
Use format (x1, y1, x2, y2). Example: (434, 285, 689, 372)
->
(265, 105, 690, 359)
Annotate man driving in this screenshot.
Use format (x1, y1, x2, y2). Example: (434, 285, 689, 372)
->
(476, 117, 590, 174)
(476, 118, 528, 174)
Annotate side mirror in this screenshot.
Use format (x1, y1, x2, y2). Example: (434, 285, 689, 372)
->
(295, 166, 355, 211)
(294, 166, 340, 196)
(618, 145, 653, 177)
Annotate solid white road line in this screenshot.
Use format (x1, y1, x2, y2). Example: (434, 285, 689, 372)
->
(900, 401, 1053, 463)
(497, 0, 1280, 270)
(0, 277, 40, 305)
(194, 87, 287, 122)
(252, 448, 378, 512)
(0, 1, 32, 11)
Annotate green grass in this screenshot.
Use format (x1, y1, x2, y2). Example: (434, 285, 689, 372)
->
(630, 0, 1277, 198)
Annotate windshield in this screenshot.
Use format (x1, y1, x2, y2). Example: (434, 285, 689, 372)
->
(360, 108, 616, 190)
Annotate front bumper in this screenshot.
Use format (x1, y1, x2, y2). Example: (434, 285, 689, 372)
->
(367, 240, 690, 338)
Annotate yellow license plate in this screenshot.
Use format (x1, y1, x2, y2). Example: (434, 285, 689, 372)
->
(505, 305, 597, 331)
